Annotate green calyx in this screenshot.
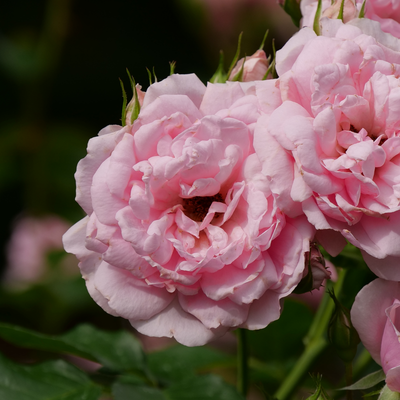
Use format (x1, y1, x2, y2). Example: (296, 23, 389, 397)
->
(327, 289, 360, 363)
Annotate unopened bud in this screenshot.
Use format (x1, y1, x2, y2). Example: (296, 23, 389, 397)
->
(125, 84, 145, 126)
(322, 0, 358, 23)
(228, 50, 269, 82)
(294, 243, 331, 294)
(328, 290, 360, 363)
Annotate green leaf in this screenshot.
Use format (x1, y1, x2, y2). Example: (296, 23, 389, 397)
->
(165, 375, 245, 400)
(113, 375, 166, 400)
(313, 0, 323, 35)
(0, 323, 145, 373)
(280, 0, 302, 28)
(379, 385, 400, 400)
(62, 324, 145, 372)
(340, 369, 386, 391)
(147, 344, 232, 384)
(0, 323, 90, 358)
(0, 353, 101, 400)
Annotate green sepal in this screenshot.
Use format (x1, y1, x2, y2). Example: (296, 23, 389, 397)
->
(124, 69, 141, 125)
(306, 375, 331, 400)
(340, 369, 386, 391)
(359, 0, 366, 18)
(231, 56, 246, 82)
(226, 32, 243, 80)
(169, 61, 176, 75)
(210, 51, 227, 83)
(126, 68, 135, 92)
(378, 385, 400, 400)
(280, 0, 302, 28)
(327, 289, 360, 362)
(337, 0, 346, 20)
(153, 67, 158, 82)
(313, 0, 323, 35)
(263, 39, 277, 80)
(119, 78, 128, 127)
(259, 30, 269, 50)
(146, 67, 153, 85)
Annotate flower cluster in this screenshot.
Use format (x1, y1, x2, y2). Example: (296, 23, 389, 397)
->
(64, 1, 400, 391)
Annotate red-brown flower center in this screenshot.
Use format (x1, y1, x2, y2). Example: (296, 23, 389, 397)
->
(182, 194, 224, 222)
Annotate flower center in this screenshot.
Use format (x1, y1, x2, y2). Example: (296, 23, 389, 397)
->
(182, 194, 224, 222)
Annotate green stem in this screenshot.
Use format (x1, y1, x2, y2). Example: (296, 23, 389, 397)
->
(237, 328, 248, 397)
(345, 362, 353, 400)
(274, 268, 348, 400)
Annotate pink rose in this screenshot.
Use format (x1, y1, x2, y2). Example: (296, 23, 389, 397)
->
(228, 49, 269, 82)
(255, 18, 400, 279)
(63, 73, 314, 346)
(301, 0, 400, 39)
(5, 215, 76, 287)
(351, 278, 400, 392)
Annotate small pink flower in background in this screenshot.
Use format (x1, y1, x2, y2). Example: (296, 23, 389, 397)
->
(64, 73, 315, 346)
(228, 49, 269, 82)
(256, 18, 400, 280)
(5, 215, 75, 287)
(351, 278, 400, 392)
(301, 0, 400, 38)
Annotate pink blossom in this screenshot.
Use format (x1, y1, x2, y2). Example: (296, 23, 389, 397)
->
(228, 50, 269, 82)
(301, 0, 400, 39)
(5, 215, 74, 287)
(351, 278, 400, 392)
(63, 73, 314, 346)
(255, 18, 400, 280)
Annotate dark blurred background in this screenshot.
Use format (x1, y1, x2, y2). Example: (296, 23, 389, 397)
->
(0, 0, 297, 334)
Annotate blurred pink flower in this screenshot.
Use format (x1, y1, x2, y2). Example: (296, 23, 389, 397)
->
(255, 18, 400, 279)
(351, 278, 400, 392)
(301, 0, 400, 38)
(63, 73, 315, 346)
(228, 49, 269, 81)
(5, 215, 74, 287)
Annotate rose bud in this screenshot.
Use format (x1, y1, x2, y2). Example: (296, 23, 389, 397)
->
(294, 243, 331, 294)
(228, 49, 269, 82)
(125, 84, 145, 126)
(328, 290, 360, 363)
(322, 0, 358, 23)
